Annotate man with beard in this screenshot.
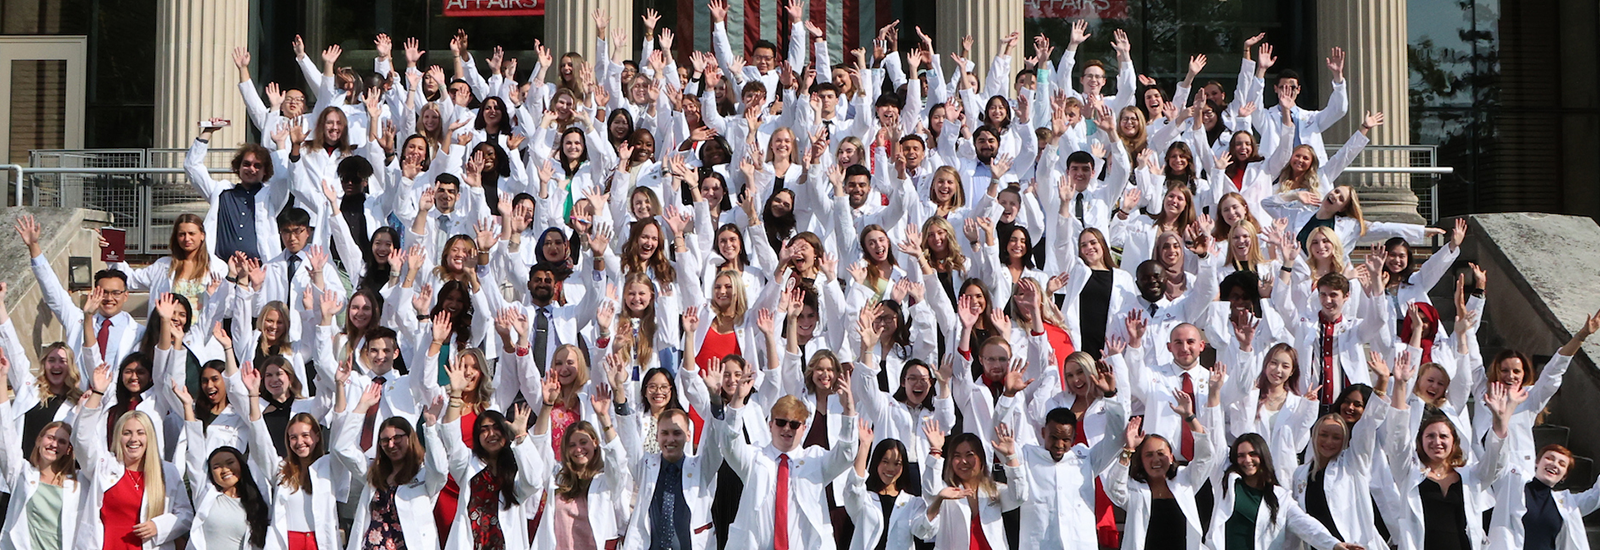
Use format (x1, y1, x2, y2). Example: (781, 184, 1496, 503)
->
(520, 261, 597, 374)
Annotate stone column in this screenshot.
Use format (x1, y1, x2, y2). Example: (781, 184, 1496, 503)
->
(154, 0, 251, 148)
(1318, 0, 1423, 224)
(935, 0, 1023, 92)
(543, 0, 635, 82)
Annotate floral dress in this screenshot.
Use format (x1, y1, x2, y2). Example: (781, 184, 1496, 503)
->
(468, 469, 504, 550)
(364, 485, 407, 550)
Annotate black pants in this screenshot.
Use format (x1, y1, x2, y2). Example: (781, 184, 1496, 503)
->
(711, 462, 743, 550)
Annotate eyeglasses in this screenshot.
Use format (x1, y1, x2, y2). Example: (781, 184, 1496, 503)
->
(904, 375, 932, 384)
(379, 433, 410, 445)
(645, 383, 672, 394)
(773, 418, 805, 430)
(280, 227, 309, 236)
(99, 289, 128, 297)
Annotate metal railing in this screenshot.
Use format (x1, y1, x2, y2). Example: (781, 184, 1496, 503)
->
(1328, 144, 1452, 223)
(3, 147, 235, 256)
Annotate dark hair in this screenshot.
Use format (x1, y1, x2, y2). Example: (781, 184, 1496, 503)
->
(232, 144, 276, 182)
(891, 359, 936, 410)
(1219, 271, 1264, 317)
(762, 189, 798, 252)
(1383, 237, 1416, 284)
(810, 82, 840, 95)
(865, 438, 914, 493)
(534, 227, 575, 267)
(978, 97, 1013, 131)
(474, 96, 510, 133)
(555, 127, 590, 177)
(713, 223, 750, 269)
(276, 207, 312, 229)
(1225, 433, 1282, 524)
(368, 417, 424, 492)
(1276, 69, 1301, 86)
(427, 280, 476, 348)
(471, 410, 522, 508)
(110, 352, 152, 419)
(1316, 272, 1351, 294)
(844, 164, 872, 182)
(93, 269, 129, 286)
(336, 155, 374, 188)
(638, 367, 686, 413)
(206, 446, 271, 548)
(140, 294, 193, 358)
(195, 360, 229, 425)
(1128, 435, 1179, 483)
(752, 40, 779, 55)
(1044, 407, 1079, 428)
(997, 224, 1034, 268)
(898, 134, 926, 148)
(1135, 83, 1169, 120)
(434, 173, 461, 189)
(605, 108, 636, 146)
(1334, 384, 1374, 419)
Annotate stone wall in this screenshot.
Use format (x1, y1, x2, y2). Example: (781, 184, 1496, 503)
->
(1, 207, 114, 366)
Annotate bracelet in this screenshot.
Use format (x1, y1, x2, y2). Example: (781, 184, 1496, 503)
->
(91, 389, 104, 395)
(1102, 389, 1118, 398)
(543, 400, 556, 407)
(223, 346, 233, 351)
(1281, 266, 1294, 273)
(1183, 414, 1196, 423)
(416, 314, 430, 321)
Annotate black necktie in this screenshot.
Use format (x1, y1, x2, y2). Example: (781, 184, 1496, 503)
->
(287, 254, 302, 283)
(1075, 193, 1086, 226)
(533, 307, 551, 375)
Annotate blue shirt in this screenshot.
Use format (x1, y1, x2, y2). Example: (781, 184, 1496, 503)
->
(216, 184, 263, 260)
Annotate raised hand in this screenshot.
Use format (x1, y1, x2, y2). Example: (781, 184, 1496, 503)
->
(992, 422, 1018, 457)
(1001, 358, 1035, 397)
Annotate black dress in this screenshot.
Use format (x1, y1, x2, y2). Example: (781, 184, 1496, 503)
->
(1419, 478, 1471, 550)
(1147, 497, 1187, 550)
(1078, 270, 1114, 360)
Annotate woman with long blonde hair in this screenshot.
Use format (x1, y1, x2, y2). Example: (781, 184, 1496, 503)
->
(0, 284, 84, 455)
(75, 362, 193, 550)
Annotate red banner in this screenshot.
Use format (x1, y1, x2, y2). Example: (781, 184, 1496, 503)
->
(443, 0, 543, 17)
(1025, 0, 1128, 19)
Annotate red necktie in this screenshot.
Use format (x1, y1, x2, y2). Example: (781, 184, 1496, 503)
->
(775, 454, 790, 550)
(1180, 372, 1195, 461)
(360, 376, 387, 451)
(97, 318, 112, 355)
(1320, 318, 1339, 403)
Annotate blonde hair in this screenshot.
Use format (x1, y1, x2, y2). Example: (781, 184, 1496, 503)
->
(930, 166, 967, 211)
(37, 343, 83, 402)
(711, 270, 749, 324)
(554, 421, 604, 497)
(766, 127, 802, 165)
(111, 411, 166, 519)
(1116, 106, 1149, 157)
(1306, 226, 1347, 276)
(921, 216, 968, 272)
(455, 348, 494, 410)
(552, 344, 591, 406)
(1226, 221, 1267, 267)
(1274, 144, 1323, 193)
(1333, 186, 1368, 236)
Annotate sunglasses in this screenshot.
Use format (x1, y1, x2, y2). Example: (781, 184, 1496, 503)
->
(773, 418, 805, 430)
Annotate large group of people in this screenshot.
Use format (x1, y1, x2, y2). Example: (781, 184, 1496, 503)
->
(4, 6, 1599, 550)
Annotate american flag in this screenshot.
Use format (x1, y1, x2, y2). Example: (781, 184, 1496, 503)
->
(676, 0, 895, 67)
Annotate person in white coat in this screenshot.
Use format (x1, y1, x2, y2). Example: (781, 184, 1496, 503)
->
(330, 378, 449, 550)
(620, 406, 723, 550)
(914, 421, 1028, 550)
(1204, 432, 1359, 550)
(1014, 391, 1130, 550)
(248, 403, 340, 550)
(437, 361, 540, 550)
(0, 356, 83, 550)
(0, 285, 83, 458)
(843, 422, 928, 550)
(1486, 443, 1600, 550)
(1288, 390, 1391, 550)
(71, 363, 194, 550)
(174, 368, 271, 550)
(527, 374, 635, 550)
(714, 383, 859, 550)
(1103, 370, 1225, 550)
(1382, 363, 1520, 550)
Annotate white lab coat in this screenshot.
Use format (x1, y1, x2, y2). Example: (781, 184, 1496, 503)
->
(0, 402, 83, 550)
(1383, 402, 1511, 550)
(1014, 399, 1129, 550)
(1286, 399, 1391, 550)
(1103, 405, 1224, 550)
(1204, 472, 1343, 550)
(69, 400, 194, 550)
(437, 420, 541, 550)
(330, 411, 449, 550)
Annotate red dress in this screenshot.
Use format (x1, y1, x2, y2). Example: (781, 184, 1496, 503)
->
(695, 326, 741, 371)
(435, 410, 479, 541)
(1042, 324, 1075, 389)
(1075, 418, 1120, 548)
(102, 471, 146, 550)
